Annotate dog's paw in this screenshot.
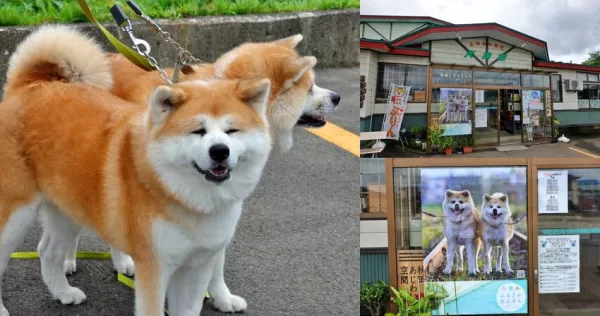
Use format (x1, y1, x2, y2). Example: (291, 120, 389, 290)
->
(212, 294, 247, 313)
(456, 266, 464, 272)
(54, 287, 86, 305)
(483, 266, 492, 274)
(113, 255, 135, 276)
(64, 259, 77, 275)
(442, 267, 452, 275)
(504, 267, 514, 274)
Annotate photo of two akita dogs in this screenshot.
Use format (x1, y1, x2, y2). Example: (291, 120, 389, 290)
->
(442, 190, 515, 276)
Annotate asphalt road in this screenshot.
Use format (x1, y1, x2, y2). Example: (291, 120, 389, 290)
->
(3, 67, 360, 316)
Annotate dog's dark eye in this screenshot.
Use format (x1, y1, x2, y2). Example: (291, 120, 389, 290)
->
(226, 129, 239, 135)
(451, 200, 456, 203)
(459, 201, 464, 204)
(192, 128, 207, 136)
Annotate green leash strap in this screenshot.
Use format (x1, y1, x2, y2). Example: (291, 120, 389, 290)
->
(76, 0, 154, 71)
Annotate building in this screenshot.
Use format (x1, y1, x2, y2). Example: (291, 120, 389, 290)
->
(360, 157, 600, 315)
(360, 15, 600, 147)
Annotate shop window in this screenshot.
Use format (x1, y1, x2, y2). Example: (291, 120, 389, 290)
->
(393, 166, 529, 314)
(578, 84, 600, 109)
(429, 87, 473, 137)
(577, 72, 599, 82)
(522, 90, 552, 141)
(360, 158, 386, 216)
(474, 71, 520, 86)
(537, 168, 600, 315)
(551, 74, 563, 103)
(432, 69, 472, 85)
(375, 63, 427, 103)
(522, 73, 550, 88)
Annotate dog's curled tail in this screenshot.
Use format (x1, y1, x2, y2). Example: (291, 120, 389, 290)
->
(5, 25, 113, 93)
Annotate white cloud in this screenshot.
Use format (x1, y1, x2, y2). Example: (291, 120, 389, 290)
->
(361, 0, 600, 63)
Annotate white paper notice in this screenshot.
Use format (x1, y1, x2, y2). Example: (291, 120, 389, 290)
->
(475, 109, 487, 128)
(538, 235, 580, 294)
(537, 170, 568, 214)
(476, 90, 484, 103)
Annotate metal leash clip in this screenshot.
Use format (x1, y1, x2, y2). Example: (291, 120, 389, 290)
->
(121, 20, 151, 56)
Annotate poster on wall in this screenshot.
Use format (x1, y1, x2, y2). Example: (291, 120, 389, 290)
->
(421, 167, 528, 315)
(438, 88, 473, 136)
(537, 170, 568, 214)
(475, 109, 487, 128)
(381, 84, 411, 140)
(538, 235, 580, 294)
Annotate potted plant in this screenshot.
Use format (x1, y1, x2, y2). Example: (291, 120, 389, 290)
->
(441, 136, 454, 156)
(428, 125, 444, 155)
(463, 136, 474, 153)
(552, 116, 560, 143)
(410, 125, 426, 144)
(360, 281, 390, 316)
(385, 284, 449, 316)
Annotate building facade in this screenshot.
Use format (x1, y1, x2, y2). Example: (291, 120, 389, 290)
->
(360, 16, 600, 147)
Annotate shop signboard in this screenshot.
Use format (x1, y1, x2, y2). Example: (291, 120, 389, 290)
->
(397, 250, 424, 297)
(381, 84, 411, 140)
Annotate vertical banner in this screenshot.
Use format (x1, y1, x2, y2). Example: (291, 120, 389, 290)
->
(538, 235, 580, 294)
(421, 167, 529, 315)
(537, 170, 568, 214)
(381, 84, 411, 140)
(397, 250, 424, 297)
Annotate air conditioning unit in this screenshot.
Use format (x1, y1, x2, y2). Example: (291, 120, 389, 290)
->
(568, 79, 583, 91)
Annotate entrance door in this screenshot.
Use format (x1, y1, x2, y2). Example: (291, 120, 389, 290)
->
(499, 89, 523, 144)
(474, 89, 499, 146)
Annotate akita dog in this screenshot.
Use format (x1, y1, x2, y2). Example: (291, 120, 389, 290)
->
(0, 25, 273, 316)
(481, 193, 515, 274)
(49, 32, 340, 313)
(442, 190, 483, 275)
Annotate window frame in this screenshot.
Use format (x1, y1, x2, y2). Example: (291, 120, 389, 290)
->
(551, 74, 563, 103)
(375, 62, 428, 104)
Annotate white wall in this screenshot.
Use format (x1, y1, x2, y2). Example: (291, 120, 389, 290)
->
(360, 220, 388, 248)
(533, 66, 579, 111)
(431, 38, 532, 70)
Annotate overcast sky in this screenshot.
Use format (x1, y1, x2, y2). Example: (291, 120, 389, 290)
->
(361, 0, 600, 63)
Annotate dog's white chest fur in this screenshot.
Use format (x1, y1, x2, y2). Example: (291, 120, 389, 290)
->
(152, 202, 242, 266)
(483, 225, 507, 245)
(445, 219, 476, 242)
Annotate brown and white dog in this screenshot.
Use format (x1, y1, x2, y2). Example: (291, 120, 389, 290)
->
(442, 189, 483, 275)
(43, 32, 342, 313)
(0, 25, 277, 316)
(481, 193, 515, 274)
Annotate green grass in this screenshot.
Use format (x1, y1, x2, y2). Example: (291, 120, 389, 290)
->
(0, 0, 359, 26)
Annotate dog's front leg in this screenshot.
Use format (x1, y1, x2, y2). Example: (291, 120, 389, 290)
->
(208, 248, 248, 313)
(455, 246, 464, 272)
(495, 247, 503, 272)
(167, 254, 218, 316)
(134, 259, 171, 316)
(483, 242, 493, 274)
(465, 239, 477, 275)
(443, 241, 456, 274)
(501, 241, 514, 273)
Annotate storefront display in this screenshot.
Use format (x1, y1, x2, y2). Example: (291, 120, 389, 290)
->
(437, 88, 473, 136)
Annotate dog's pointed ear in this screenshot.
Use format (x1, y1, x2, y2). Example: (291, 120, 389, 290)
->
(484, 194, 492, 202)
(445, 190, 453, 198)
(461, 190, 470, 198)
(274, 34, 303, 48)
(150, 86, 187, 126)
(236, 78, 271, 118)
(288, 56, 317, 85)
(499, 194, 508, 203)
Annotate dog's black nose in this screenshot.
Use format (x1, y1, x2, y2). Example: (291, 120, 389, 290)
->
(331, 93, 341, 105)
(492, 209, 498, 214)
(209, 144, 230, 162)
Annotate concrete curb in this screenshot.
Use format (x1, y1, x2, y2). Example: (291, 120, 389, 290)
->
(0, 9, 358, 89)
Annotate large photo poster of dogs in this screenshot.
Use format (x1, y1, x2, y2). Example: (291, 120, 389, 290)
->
(438, 88, 472, 136)
(421, 167, 528, 315)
